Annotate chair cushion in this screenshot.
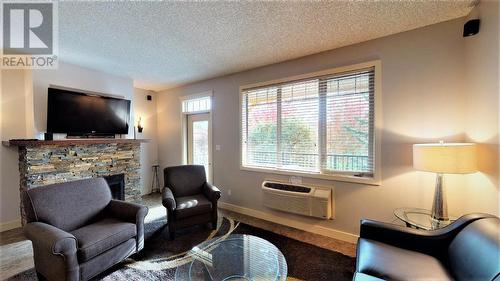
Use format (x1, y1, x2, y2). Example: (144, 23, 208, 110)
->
(448, 217, 500, 281)
(71, 218, 136, 262)
(174, 194, 212, 219)
(357, 238, 453, 281)
(79, 238, 136, 281)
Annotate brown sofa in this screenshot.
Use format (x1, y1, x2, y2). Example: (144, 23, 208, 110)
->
(162, 165, 221, 239)
(23, 178, 148, 281)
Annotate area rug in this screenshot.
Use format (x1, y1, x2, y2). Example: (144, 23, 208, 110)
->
(8, 216, 355, 281)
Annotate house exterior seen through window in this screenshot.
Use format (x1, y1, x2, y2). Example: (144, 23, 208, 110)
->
(241, 66, 376, 179)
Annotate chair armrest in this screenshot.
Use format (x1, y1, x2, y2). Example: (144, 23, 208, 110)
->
(24, 222, 79, 280)
(162, 187, 176, 211)
(359, 213, 494, 257)
(107, 200, 149, 252)
(107, 200, 149, 224)
(25, 222, 77, 256)
(203, 183, 221, 202)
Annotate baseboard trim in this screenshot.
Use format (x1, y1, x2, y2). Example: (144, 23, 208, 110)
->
(219, 202, 358, 244)
(0, 219, 21, 232)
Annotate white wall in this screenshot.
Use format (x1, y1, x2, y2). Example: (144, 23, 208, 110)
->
(0, 70, 31, 230)
(157, 17, 499, 237)
(464, 0, 500, 217)
(31, 62, 135, 138)
(134, 88, 159, 194)
(0, 62, 157, 228)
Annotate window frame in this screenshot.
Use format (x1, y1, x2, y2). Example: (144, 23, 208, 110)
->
(239, 60, 382, 185)
(181, 92, 212, 114)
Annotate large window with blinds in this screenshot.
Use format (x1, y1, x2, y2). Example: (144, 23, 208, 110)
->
(241, 63, 378, 181)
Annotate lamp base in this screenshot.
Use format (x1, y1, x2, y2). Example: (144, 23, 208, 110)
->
(431, 173, 449, 221)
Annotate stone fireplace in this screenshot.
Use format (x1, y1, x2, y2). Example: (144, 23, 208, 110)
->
(4, 139, 148, 223)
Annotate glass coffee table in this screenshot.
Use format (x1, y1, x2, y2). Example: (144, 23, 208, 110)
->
(175, 234, 287, 281)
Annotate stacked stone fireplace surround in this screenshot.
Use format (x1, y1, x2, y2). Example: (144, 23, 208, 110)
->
(8, 140, 144, 223)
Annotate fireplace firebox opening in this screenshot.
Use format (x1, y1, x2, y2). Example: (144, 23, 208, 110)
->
(104, 174, 125, 201)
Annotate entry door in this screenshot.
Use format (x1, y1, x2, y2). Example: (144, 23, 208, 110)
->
(187, 113, 212, 182)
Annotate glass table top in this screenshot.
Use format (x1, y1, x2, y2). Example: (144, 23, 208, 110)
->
(394, 208, 456, 230)
(175, 234, 287, 281)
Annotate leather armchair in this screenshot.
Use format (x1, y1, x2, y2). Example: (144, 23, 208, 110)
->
(23, 178, 148, 281)
(354, 213, 500, 281)
(162, 165, 221, 239)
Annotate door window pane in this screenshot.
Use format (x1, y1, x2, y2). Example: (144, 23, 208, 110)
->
(192, 120, 209, 176)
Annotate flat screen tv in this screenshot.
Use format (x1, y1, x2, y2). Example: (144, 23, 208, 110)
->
(47, 87, 131, 136)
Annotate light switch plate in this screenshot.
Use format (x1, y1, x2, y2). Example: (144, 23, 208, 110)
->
(215, 145, 221, 151)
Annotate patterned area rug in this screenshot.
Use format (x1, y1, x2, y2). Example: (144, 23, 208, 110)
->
(8, 216, 355, 280)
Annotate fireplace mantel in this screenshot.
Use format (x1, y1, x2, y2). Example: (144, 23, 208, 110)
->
(3, 138, 149, 147)
(6, 138, 148, 224)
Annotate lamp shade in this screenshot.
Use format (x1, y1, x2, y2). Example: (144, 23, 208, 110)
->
(413, 143, 477, 174)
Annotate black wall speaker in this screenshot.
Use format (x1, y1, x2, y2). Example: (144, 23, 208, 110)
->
(147, 95, 152, 101)
(463, 19, 480, 37)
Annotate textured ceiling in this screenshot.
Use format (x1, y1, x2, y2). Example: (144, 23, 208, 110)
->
(58, 1, 473, 91)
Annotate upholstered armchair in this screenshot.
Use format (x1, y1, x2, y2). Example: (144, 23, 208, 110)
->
(162, 165, 221, 239)
(23, 178, 148, 281)
(354, 213, 500, 281)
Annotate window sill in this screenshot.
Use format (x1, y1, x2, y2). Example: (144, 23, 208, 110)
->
(240, 165, 381, 186)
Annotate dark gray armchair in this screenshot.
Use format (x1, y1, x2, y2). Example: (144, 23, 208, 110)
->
(162, 165, 221, 239)
(23, 178, 148, 281)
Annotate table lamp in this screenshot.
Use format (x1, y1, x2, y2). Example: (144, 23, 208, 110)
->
(413, 142, 477, 221)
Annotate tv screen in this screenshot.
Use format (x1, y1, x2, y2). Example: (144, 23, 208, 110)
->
(47, 88, 131, 135)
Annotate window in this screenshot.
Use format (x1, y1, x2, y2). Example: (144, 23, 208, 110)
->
(241, 63, 378, 182)
(182, 95, 211, 113)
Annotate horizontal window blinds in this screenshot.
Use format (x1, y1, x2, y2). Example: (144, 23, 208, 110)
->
(241, 67, 375, 177)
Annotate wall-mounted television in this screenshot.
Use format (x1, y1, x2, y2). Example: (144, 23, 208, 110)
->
(47, 87, 131, 136)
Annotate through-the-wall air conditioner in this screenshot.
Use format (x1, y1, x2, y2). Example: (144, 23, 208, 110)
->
(261, 180, 334, 219)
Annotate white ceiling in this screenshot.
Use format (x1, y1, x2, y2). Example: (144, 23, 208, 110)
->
(58, 1, 473, 91)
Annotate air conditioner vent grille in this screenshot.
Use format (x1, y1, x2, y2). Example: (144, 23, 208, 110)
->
(263, 182, 311, 193)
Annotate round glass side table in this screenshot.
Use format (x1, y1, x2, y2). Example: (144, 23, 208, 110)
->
(394, 208, 456, 230)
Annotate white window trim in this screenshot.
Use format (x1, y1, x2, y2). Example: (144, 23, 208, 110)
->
(239, 60, 382, 186)
(179, 91, 213, 101)
(179, 91, 214, 182)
